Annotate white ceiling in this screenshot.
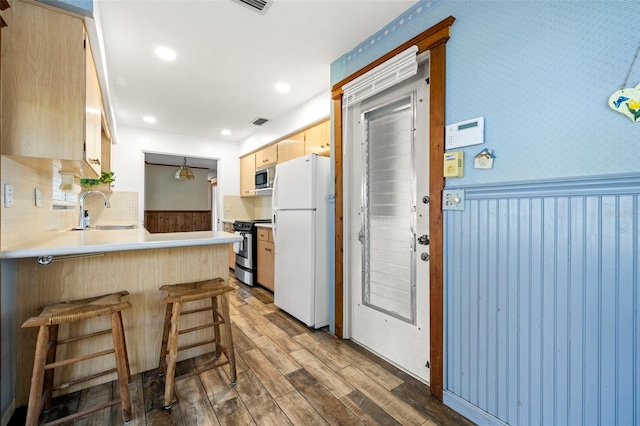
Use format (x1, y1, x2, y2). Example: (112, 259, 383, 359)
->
(95, 0, 416, 147)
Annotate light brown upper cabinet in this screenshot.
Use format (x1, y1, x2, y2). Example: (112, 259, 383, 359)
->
(240, 153, 256, 197)
(84, 35, 103, 175)
(1, 0, 107, 177)
(255, 143, 277, 168)
(277, 131, 305, 164)
(304, 119, 330, 157)
(0, 0, 8, 153)
(100, 125, 111, 174)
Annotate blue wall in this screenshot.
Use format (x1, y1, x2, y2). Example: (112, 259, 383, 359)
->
(36, 0, 93, 17)
(331, 1, 640, 424)
(332, 0, 640, 184)
(444, 176, 639, 425)
(1, 261, 16, 420)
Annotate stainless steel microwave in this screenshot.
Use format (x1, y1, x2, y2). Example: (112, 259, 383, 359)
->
(255, 165, 275, 189)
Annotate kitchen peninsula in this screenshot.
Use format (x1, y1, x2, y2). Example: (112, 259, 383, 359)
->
(2, 229, 242, 407)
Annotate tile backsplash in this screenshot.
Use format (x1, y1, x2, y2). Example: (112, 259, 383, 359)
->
(84, 192, 138, 225)
(1, 156, 138, 249)
(223, 195, 273, 222)
(253, 195, 272, 220)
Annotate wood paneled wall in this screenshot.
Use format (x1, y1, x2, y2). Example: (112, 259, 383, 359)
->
(444, 175, 640, 425)
(144, 210, 211, 233)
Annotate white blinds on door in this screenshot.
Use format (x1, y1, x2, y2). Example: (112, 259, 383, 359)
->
(342, 45, 418, 108)
(363, 96, 415, 322)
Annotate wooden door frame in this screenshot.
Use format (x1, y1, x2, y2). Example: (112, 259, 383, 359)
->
(331, 16, 455, 400)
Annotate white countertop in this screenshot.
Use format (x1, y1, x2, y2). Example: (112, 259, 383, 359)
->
(0, 227, 242, 259)
(255, 223, 273, 229)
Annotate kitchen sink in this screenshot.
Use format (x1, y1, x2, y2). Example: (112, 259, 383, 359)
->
(93, 225, 136, 230)
(71, 225, 136, 231)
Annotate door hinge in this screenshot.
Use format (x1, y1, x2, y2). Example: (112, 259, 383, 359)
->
(426, 360, 430, 369)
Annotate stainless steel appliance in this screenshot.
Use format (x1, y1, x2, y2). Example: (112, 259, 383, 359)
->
(232, 219, 271, 286)
(255, 165, 275, 190)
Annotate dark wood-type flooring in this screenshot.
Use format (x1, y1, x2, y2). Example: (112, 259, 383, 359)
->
(10, 274, 473, 425)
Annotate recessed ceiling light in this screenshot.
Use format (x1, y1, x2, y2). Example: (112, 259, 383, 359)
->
(155, 46, 176, 61)
(143, 116, 157, 123)
(275, 82, 291, 93)
(220, 129, 232, 136)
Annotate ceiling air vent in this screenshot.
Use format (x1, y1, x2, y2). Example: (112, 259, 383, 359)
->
(231, 0, 272, 15)
(251, 117, 269, 126)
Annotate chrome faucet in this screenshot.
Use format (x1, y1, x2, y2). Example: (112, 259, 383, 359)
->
(76, 190, 110, 230)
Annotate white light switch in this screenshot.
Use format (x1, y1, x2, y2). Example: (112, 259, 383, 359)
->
(35, 188, 43, 207)
(3, 184, 14, 208)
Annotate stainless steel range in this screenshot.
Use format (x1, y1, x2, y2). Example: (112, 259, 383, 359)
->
(232, 219, 271, 286)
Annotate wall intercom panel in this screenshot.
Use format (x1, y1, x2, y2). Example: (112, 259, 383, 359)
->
(444, 151, 464, 178)
(445, 117, 484, 149)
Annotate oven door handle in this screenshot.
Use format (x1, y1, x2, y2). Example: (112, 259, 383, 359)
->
(234, 231, 245, 253)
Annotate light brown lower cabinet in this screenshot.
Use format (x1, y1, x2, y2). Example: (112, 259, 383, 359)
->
(224, 222, 235, 270)
(257, 228, 274, 291)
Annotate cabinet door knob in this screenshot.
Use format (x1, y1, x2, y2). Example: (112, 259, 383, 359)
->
(89, 158, 101, 165)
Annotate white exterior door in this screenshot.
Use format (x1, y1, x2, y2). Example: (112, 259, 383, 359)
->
(345, 61, 431, 382)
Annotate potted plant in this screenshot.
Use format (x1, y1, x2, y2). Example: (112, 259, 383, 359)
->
(80, 171, 116, 190)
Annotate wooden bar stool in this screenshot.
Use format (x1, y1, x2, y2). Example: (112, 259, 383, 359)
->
(21, 291, 133, 426)
(158, 278, 236, 409)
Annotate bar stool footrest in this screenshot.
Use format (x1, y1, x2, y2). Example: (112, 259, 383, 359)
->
(56, 329, 113, 345)
(178, 321, 224, 335)
(45, 348, 115, 370)
(166, 337, 219, 354)
(180, 306, 214, 316)
(52, 368, 118, 392)
(42, 398, 124, 426)
(174, 359, 230, 382)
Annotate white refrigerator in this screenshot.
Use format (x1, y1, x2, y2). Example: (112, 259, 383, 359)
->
(272, 154, 330, 328)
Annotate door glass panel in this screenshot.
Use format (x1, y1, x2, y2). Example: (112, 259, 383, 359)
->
(362, 95, 415, 323)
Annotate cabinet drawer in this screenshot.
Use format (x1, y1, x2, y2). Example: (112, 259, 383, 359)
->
(256, 144, 278, 167)
(257, 228, 272, 242)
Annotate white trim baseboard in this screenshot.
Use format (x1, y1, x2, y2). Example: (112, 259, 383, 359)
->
(1, 399, 15, 426)
(443, 391, 507, 426)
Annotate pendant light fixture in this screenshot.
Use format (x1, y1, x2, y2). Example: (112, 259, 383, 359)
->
(175, 157, 195, 180)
